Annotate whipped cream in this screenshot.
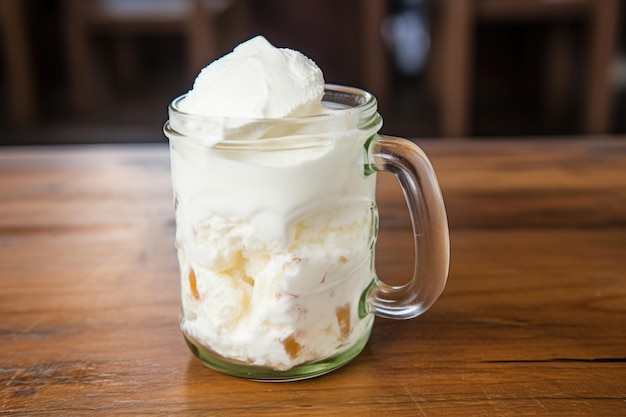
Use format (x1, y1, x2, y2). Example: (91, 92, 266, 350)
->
(179, 36, 325, 119)
(166, 37, 381, 371)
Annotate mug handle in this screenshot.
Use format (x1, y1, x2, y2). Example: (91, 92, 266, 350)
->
(367, 135, 450, 319)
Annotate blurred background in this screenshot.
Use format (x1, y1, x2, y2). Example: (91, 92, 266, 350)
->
(0, 0, 624, 145)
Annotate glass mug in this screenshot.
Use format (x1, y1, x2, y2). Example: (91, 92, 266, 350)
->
(164, 85, 449, 381)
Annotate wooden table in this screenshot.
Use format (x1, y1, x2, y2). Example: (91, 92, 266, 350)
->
(1, 137, 625, 415)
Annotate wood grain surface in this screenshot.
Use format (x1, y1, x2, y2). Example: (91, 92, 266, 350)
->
(1, 138, 625, 416)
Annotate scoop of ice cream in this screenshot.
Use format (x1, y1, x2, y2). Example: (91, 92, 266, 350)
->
(179, 36, 325, 119)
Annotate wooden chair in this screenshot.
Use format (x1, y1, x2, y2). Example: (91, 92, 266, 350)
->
(362, 0, 621, 137)
(63, 0, 247, 115)
(431, 0, 621, 136)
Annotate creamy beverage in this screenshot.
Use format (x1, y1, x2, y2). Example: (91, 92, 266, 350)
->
(164, 36, 449, 380)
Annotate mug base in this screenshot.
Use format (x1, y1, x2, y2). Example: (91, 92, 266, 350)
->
(183, 329, 372, 381)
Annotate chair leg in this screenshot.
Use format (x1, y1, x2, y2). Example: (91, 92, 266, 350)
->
(361, 0, 390, 108)
(187, 0, 218, 81)
(439, 0, 474, 137)
(63, 0, 94, 115)
(584, 0, 620, 134)
(0, 0, 35, 125)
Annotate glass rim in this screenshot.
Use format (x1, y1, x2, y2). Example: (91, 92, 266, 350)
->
(167, 84, 377, 123)
(164, 84, 382, 150)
